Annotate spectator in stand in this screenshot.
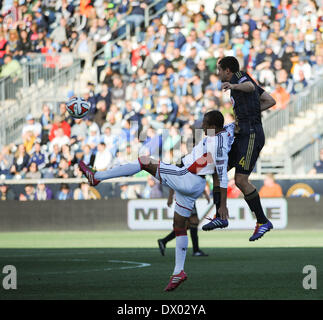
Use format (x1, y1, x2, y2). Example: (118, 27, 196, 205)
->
(73, 31, 95, 69)
(0, 54, 22, 98)
(49, 115, 71, 142)
(39, 104, 54, 144)
(271, 82, 290, 110)
(16, 29, 32, 61)
(49, 127, 70, 152)
(19, 184, 36, 201)
(10, 144, 30, 179)
(0, 31, 7, 65)
(22, 114, 42, 142)
(61, 144, 74, 165)
(56, 158, 74, 179)
(35, 181, 53, 200)
(93, 142, 113, 171)
(81, 144, 95, 167)
(58, 102, 74, 127)
(93, 99, 108, 128)
(259, 174, 284, 198)
(120, 182, 139, 199)
(95, 83, 111, 111)
(23, 130, 36, 155)
(125, 0, 147, 32)
(70, 118, 88, 146)
(0, 145, 14, 179)
(141, 176, 163, 199)
(56, 183, 73, 200)
(25, 161, 42, 179)
(161, 1, 181, 32)
(0, 182, 16, 200)
(85, 122, 101, 150)
(211, 21, 229, 48)
(29, 140, 46, 171)
(46, 143, 62, 172)
(291, 69, 308, 94)
(73, 182, 98, 200)
(309, 148, 323, 174)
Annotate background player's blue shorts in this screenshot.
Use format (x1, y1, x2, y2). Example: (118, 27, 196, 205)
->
(228, 124, 265, 175)
(156, 162, 206, 217)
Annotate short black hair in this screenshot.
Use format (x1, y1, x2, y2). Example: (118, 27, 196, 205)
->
(218, 56, 240, 73)
(203, 110, 224, 128)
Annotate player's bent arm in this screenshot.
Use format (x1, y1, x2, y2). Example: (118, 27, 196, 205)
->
(203, 184, 211, 204)
(218, 187, 228, 219)
(167, 188, 175, 207)
(212, 173, 220, 205)
(215, 164, 229, 219)
(260, 91, 276, 112)
(223, 81, 255, 92)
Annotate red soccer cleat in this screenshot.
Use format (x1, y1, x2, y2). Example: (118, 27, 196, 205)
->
(78, 161, 100, 186)
(164, 270, 187, 292)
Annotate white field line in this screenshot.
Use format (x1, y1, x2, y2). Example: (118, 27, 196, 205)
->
(22, 260, 151, 275)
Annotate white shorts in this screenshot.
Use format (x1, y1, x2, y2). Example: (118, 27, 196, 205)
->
(156, 162, 206, 217)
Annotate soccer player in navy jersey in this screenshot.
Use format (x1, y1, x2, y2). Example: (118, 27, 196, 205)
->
(202, 56, 276, 241)
(79, 110, 234, 291)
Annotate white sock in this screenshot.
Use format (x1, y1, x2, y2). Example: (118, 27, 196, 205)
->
(173, 234, 188, 275)
(94, 160, 141, 181)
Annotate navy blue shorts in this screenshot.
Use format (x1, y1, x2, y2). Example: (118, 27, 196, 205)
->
(228, 125, 265, 175)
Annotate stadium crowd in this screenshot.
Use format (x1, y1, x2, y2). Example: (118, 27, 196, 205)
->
(0, 0, 323, 200)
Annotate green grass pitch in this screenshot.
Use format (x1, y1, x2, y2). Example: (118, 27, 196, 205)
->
(0, 230, 322, 300)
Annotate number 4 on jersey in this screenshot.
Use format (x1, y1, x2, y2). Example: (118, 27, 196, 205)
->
(239, 156, 245, 168)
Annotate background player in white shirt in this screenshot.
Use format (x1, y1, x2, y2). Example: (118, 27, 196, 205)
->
(79, 110, 234, 292)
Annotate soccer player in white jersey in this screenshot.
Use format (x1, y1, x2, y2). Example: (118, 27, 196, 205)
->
(79, 110, 234, 292)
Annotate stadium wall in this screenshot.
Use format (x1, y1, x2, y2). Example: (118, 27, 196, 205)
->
(0, 198, 322, 232)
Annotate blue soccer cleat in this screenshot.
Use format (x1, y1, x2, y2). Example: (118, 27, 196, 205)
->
(202, 217, 229, 231)
(249, 220, 273, 241)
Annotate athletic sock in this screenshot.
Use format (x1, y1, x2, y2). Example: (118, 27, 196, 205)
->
(244, 189, 268, 224)
(173, 229, 188, 275)
(94, 160, 141, 181)
(162, 230, 175, 245)
(190, 226, 199, 253)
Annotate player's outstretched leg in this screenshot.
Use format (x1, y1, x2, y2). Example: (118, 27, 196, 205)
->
(79, 161, 100, 186)
(164, 213, 189, 292)
(79, 156, 159, 186)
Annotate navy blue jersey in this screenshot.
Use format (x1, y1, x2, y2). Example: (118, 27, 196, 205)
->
(229, 71, 264, 126)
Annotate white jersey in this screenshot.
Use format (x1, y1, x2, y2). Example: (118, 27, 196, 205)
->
(181, 123, 235, 188)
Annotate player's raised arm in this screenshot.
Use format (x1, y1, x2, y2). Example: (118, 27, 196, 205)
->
(260, 91, 276, 112)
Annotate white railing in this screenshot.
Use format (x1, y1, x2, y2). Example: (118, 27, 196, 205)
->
(263, 79, 323, 140)
(0, 59, 81, 146)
